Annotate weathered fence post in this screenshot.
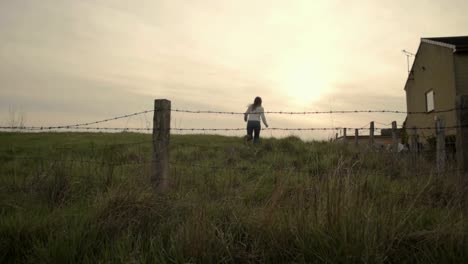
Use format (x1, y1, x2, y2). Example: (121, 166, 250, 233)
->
(436, 118, 446, 174)
(343, 128, 347, 145)
(369, 122, 375, 148)
(410, 127, 419, 153)
(355, 129, 359, 147)
(456, 96, 468, 213)
(457, 96, 468, 176)
(392, 121, 398, 153)
(152, 99, 171, 189)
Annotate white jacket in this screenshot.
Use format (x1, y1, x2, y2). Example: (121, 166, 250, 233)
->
(245, 105, 268, 127)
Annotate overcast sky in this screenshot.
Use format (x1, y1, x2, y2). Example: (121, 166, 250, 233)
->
(1, 0, 467, 139)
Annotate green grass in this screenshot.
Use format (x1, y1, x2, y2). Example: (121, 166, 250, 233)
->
(0, 132, 467, 263)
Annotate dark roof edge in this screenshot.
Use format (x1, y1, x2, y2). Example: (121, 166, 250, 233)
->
(454, 46, 468, 53)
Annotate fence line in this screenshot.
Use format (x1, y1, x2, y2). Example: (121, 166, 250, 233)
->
(2, 125, 468, 132)
(55, 109, 154, 128)
(1, 106, 465, 131)
(2, 98, 468, 195)
(171, 107, 466, 115)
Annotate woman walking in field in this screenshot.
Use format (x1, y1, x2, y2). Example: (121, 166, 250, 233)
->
(244, 96, 269, 144)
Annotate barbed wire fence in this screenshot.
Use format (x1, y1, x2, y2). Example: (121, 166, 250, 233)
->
(1, 106, 466, 130)
(1, 98, 468, 194)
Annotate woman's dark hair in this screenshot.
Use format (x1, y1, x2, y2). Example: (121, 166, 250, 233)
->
(252, 97, 262, 110)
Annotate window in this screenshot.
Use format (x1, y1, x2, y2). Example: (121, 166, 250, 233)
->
(426, 90, 434, 112)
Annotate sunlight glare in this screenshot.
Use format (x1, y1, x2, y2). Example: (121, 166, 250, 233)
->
(280, 63, 330, 107)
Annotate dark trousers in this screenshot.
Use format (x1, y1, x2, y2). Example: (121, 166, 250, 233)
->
(247, 121, 261, 143)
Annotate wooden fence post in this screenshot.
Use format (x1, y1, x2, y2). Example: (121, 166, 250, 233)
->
(456, 96, 468, 214)
(355, 129, 359, 147)
(392, 121, 398, 153)
(343, 128, 347, 145)
(436, 118, 446, 174)
(457, 96, 468, 176)
(456, 96, 468, 213)
(410, 127, 419, 153)
(369, 122, 375, 148)
(152, 99, 171, 189)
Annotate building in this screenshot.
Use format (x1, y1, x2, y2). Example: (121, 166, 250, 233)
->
(336, 135, 392, 147)
(335, 129, 403, 150)
(404, 36, 468, 149)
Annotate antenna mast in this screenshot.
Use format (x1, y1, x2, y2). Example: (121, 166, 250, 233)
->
(402, 50, 415, 74)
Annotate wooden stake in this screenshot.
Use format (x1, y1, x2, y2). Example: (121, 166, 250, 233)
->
(457, 96, 468, 176)
(456, 96, 468, 213)
(152, 99, 171, 189)
(436, 118, 446, 174)
(343, 128, 347, 145)
(369, 122, 374, 148)
(355, 129, 359, 147)
(392, 121, 398, 153)
(410, 127, 419, 153)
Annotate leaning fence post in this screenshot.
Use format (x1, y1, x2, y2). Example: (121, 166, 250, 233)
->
(355, 129, 359, 147)
(436, 118, 446, 174)
(152, 99, 171, 189)
(369, 122, 375, 148)
(343, 128, 347, 145)
(392, 121, 398, 153)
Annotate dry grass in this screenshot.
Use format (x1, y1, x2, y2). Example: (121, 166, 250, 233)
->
(0, 132, 467, 263)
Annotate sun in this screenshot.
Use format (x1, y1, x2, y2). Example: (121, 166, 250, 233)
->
(280, 64, 330, 107)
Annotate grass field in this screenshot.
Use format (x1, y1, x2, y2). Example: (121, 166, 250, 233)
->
(0, 132, 467, 263)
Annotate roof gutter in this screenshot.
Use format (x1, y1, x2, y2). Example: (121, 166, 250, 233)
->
(421, 38, 457, 51)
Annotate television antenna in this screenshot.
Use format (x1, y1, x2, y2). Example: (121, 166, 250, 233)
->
(402, 50, 415, 74)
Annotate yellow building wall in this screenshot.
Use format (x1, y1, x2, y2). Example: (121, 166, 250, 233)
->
(405, 42, 457, 144)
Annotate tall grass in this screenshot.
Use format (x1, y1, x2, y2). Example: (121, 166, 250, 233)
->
(0, 132, 466, 263)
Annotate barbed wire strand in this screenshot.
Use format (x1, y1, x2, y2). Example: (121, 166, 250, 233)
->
(58, 109, 154, 128)
(171, 107, 466, 115)
(1, 125, 463, 132)
(2, 107, 465, 131)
